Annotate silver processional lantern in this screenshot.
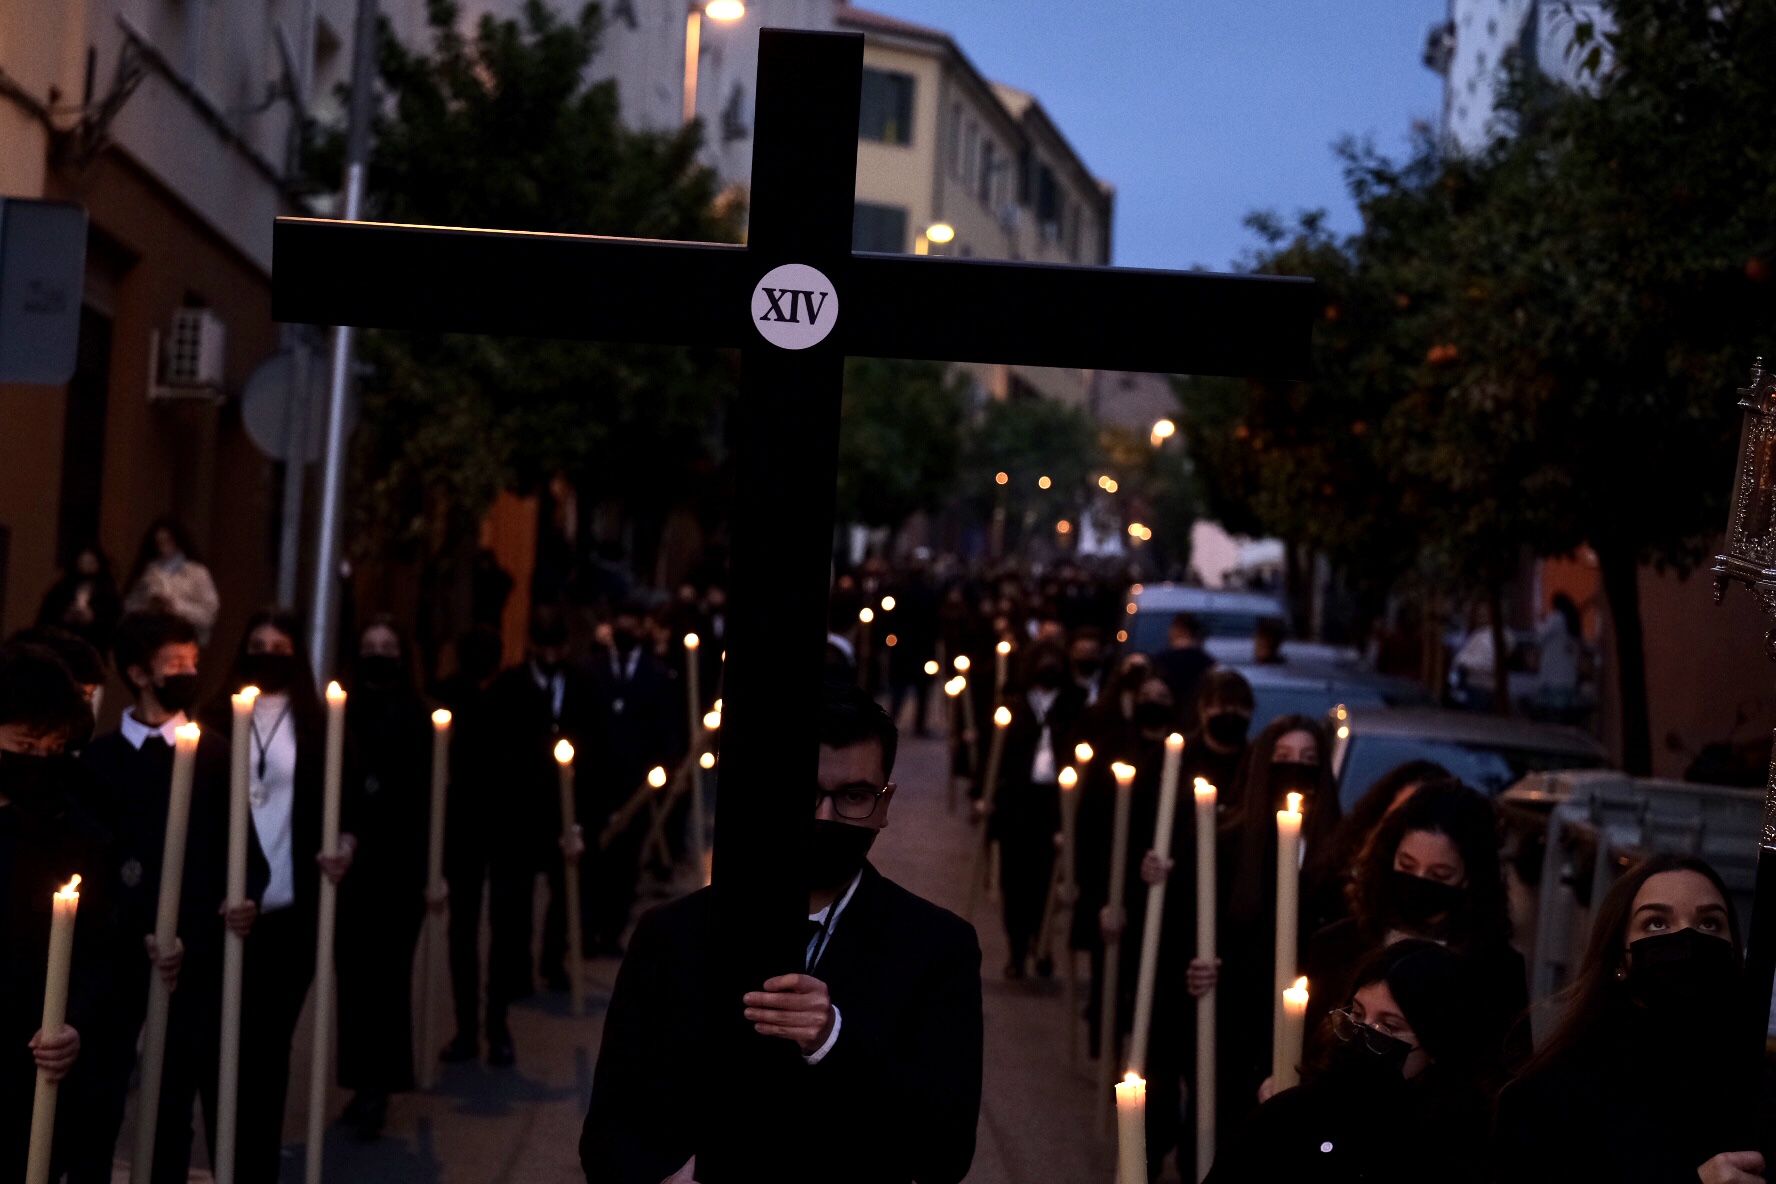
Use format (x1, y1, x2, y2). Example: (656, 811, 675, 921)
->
(1711, 357, 1776, 1066)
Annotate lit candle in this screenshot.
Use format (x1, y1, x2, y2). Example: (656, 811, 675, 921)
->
(1129, 734, 1185, 1077)
(555, 740, 585, 1016)
(416, 708, 451, 1091)
(1273, 977, 1310, 1090)
(133, 721, 200, 1180)
(1114, 1072, 1148, 1184)
(684, 634, 707, 883)
(1074, 740, 1095, 767)
(1059, 765, 1082, 1066)
(306, 683, 346, 1184)
(994, 639, 1013, 696)
(1194, 777, 1219, 1180)
(966, 706, 1014, 915)
(217, 690, 258, 1182)
(953, 654, 971, 674)
(25, 875, 80, 1184)
(923, 659, 940, 677)
(1272, 791, 1304, 1075)
(1098, 761, 1138, 1132)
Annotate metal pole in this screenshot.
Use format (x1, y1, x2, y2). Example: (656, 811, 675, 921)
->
(276, 342, 309, 608)
(308, 0, 378, 684)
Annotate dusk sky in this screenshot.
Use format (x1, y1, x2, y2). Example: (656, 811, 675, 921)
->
(868, 0, 1451, 272)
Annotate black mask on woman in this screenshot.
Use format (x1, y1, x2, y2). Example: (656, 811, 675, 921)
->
(1133, 702, 1174, 732)
(808, 819, 877, 892)
(1626, 928, 1741, 1013)
(153, 673, 200, 715)
(1072, 660, 1102, 681)
(1388, 869, 1466, 927)
(242, 651, 297, 695)
(356, 654, 403, 689)
(1033, 664, 1066, 690)
(1326, 1023, 1414, 1091)
(1268, 760, 1319, 802)
(1203, 711, 1250, 750)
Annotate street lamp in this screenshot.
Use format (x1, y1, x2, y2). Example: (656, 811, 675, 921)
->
(1150, 418, 1177, 447)
(684, 1, 746, 126)
(1709, 354, 1776, 1078)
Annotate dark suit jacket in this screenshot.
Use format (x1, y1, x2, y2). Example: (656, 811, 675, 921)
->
(990, 685, 1087, 841)
(484, 662, 594, 862)
(581, 863, 984, 1184)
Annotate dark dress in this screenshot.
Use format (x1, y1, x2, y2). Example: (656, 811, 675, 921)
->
(1494, 1004, 1776, 1183)
(581, 863, 983, 1184)
(336, 684, 431, 1093)
(1206, 1066, 1491, 1184)
(989, 684, 1086, 968)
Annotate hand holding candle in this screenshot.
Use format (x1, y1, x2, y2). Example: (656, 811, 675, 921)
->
(1273, 976, 1310, 1090)
(1098, 761, 1138, 1131)
(1129, 734, 1185, 1078)
(416, 708, 452, 1091)
(305, 683, 346, 1184)
(966, 706, 1014, 915)
(555, 740, 586, 1016)
(1273, 790, 1304, 1057)
(1193, 776, 1220, 1180)
(217, 689, 257, 1183)
(26, 875, 80, 1184)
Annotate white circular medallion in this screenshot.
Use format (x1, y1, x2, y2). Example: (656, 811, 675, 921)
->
(751, 262, 839, 350)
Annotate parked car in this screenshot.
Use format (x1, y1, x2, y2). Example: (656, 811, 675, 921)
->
(1234, 661, 1431, 733)
(1329, 705, 1608, 811)
(1123, 583, 1357, 666)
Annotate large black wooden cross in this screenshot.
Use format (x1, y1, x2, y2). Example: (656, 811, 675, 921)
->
(274, 29, 1312, 1178)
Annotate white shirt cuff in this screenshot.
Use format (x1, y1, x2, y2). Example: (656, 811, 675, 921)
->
(803, 1005, 841, 1065)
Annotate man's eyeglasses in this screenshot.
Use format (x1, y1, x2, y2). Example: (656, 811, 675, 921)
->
(1328, 1008, 1417, 1055)
(813, 783, 889, 821)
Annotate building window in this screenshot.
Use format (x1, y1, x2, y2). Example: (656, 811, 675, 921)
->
(859, 68, 915, 145)
(949, 103, 963, 177)
(1035, 163, 1060, 233)
(853, 202, 909, 253)
(979, 140, 996, 205)
(963, 121, 978, 187)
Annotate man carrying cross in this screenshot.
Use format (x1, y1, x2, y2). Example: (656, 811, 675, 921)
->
(580, 682, 983, 1184)
(272, 27, 1313, 1178)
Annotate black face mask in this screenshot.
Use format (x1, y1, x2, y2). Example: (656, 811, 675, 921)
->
(1204, 711, 1250, 750)
(1033, 664, 1066, 690)
(1626, 928, 1741, 1014)
(1072, 660, 1102, 681)
(357, 654, 402, 689)
(808, 819, 877, 892)
(1388, 869, 1466, 927)
(1133, 702, 1173, 732)
(1268, 760, 1319, 803)
(153, 673, 200, 715)
(0, 751, 70, 822)
(613, 629, 640, 655)
(1326, 1022, 1414, 1090)
(242, 652, 297, 695)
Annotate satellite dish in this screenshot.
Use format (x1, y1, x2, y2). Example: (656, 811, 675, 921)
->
(241, 349, 335, 463)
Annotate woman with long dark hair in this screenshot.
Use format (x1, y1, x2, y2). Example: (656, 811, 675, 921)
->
(124, 518, 220, 645)
(208, 609, 357, 1180)
(1316, 759, 1451, 921)
(36, 544, 122, 654)
(1218, 714, 1342, 1117)
(335, 616, 431, 1138)
(1300, 779, 1526, 1067)
(1495, 854, 1771, 1183)
(1205, 940, 1498, 1183)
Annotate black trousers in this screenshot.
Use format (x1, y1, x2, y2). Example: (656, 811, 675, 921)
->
(337, 885, 424, 1092)
(237, 905, 315, 1183)
(70, 951, 226, 1184)
(446, 841, 534, 1040)
(999, 814, 1057, 969)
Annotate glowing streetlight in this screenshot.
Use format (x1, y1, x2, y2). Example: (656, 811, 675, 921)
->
(1037, 475, 1052, 490)
(926, 221, 955, 245)
(994, 471, 1009, 486)
(684, 1, 746, 125)
(1150, 417, 1177, 447)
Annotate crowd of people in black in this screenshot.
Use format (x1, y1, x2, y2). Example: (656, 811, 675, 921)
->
(3, 547, 1774, 1182)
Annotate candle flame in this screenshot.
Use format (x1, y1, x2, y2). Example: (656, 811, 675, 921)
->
(647, 766, 668, 790)
(1074, 741, 1094, 763)
(703, 710, 722, 731)
(859, 607, 875, 624)
(923, 660, 940, 676)
(944, 676, 966, 697)
(953, 655, 971, 673)
(714, 698, 723, 713)
(880, 596, 896, 612)
(1166, 732, 1185, 750)
(699, 752, 716, 770)
(684, 632, 701, 651)
(326, 681, 347, 705)
(995, 640, 1012, 655)
(175, 721, 201, 744)
(1111, 761, 1137, 785)
(1284, 977, 1310, 1005)
(1123, 1070, 1144, 1086)
(1286, 791, 1303, 815)
(233, 686, 260, 708)
(1058, 766, 1078, 791)
(1194, 777, 1217, 799)
(993, 705, 1012, 727)
(432, 708, 453, 727)
(554, 739, 575, 765)
(57, 874, 81, 900)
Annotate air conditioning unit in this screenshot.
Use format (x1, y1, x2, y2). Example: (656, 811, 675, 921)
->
(149, 308, 227, 400)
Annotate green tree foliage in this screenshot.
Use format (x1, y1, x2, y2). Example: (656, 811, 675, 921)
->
(834, 358, 969, 530)
(308, 0, 742, 556)
(1181, 0, 1776, 769)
